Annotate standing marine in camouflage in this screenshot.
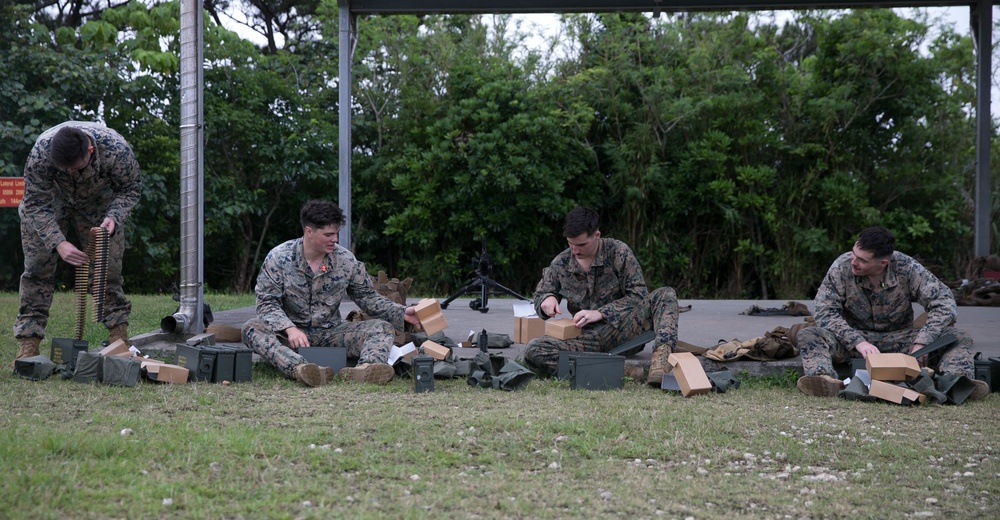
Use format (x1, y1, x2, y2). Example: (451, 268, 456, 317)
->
(523, 207, 679, 384)
(796, 226, 988, 400)
(242, 200, 422, 387)
(14, 122, 141, 365)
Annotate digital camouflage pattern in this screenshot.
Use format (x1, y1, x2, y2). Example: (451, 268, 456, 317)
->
(524, 238, 679, 374)
(242, 239, 405, 377)
(15, 122, 140, 340)
(799, 251, 974, 378)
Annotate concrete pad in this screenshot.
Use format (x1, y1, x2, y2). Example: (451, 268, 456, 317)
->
(132, 298, 1000, 377)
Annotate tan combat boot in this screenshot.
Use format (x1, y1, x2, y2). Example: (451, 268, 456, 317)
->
(796, 374, 844, 397)
(339, 363, 394, 384)
(646, 344, 671, 387)
(969, 379, 989, 401)
(108, 323, 130, 345)
(292, 363, 324, 387)
(13, 337, 41, 367)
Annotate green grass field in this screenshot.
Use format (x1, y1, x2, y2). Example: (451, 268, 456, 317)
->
(1, 293, 997, 518)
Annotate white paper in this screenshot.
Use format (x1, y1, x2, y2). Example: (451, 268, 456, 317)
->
(512, 301, 537, 318)
(854, 369, 871, 388)
(388, 342, 416, 366)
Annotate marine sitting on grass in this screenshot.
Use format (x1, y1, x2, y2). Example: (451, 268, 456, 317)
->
(242, 200, 422, 386)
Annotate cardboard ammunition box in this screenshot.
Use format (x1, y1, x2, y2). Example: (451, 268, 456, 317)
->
(667, 352, 712, 397)
(866, 353, 920, 382)
(420, 340, 450, 361)
(545, 319, 580, 340)
(420, 314, 449, 337)
(868, 379, 925, 405)
(557, 351, 611, 380)
(514, 316, 546, 344)
(205, 346, 235, 383)
(568, 355, 624, 390)
(98, 339, 130, 357)
(174, 343, 215, 382)
(50, 338, 88, 371)
(214, 345, 253, 382)
(413, 298, 441, 320)
(298, 346, 348, 373)
(457, 331, 476, 348)
(145, 362, 190, 383)
(413, 298, 449, 335)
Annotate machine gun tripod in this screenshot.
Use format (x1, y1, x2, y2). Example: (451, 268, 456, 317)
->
(440, 239, 528, 313)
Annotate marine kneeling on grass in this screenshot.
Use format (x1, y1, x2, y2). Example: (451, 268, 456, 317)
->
(796, 226, 988, 401)
(242, 200, 422, 387)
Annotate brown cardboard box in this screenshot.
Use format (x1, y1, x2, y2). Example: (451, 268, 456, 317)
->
(868, 379, 925, 405)
(667, 352, 712, 397)
(98, 339, 130, 357)
(420, 313, 449, 336)
(413, 298, 442, 321)
(421, 340, 450, 361)
(413, 298, 448, 335)
(866, 353, 920, 382)
(544, 318, 580, 340)
(458, 331, 476, 348)
(145, 362, 190, 383)
(514, 316, 546, 344)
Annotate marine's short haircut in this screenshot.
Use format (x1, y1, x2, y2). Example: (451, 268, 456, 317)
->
(855, 226, 895, 259)
(50, 127, 90, 168)
(563, 207, 600, 238)
(300, 200, 347, 231)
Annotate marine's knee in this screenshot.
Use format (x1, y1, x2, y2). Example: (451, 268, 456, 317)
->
(650, 286, 677, 304)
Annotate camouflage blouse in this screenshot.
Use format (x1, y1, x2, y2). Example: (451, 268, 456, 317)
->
(814, 251, 958, 347)
(254, 239, 405, 334)
(532, 237, 648, 327)
(20, 122, 142, 251)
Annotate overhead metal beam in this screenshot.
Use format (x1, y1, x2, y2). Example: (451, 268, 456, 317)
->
(346, 0, 982, 14)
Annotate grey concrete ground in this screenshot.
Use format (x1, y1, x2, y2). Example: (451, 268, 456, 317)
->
(133, 297, 1000, 377)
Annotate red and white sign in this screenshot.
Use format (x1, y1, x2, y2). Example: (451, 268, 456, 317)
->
(0, 177, 24, 207)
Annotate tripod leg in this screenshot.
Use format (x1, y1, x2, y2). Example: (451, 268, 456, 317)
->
(441, 279, 482, 309)
(479, 276, 490, 313)
(486, 279, 529, 301)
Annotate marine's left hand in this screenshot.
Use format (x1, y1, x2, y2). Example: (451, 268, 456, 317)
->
(100, 217, 116, 235)
(404, 306, 422, 330)
(573, 310, 603, 328)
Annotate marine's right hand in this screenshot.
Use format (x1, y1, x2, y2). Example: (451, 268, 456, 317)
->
(854, 341, 879, 358)
(540, 296, 561, 318)
(285, 327, 310, 348)
(56, 241, 90, 266)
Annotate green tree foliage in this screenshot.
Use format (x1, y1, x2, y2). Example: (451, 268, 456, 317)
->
(0, 3, 995, 299)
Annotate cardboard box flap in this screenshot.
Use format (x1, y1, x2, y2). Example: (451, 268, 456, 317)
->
(866, 353, 920, 382)
(667, 352, 712, 397)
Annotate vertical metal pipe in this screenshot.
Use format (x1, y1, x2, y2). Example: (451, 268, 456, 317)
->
(339, 3, 353, 251)
(164, 0, 204, 334)
(972, 3, 993, 257)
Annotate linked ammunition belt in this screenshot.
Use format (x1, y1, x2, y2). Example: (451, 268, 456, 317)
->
(73, 227, 109, 340)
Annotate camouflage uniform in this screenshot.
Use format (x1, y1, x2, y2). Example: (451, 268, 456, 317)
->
(524, 238, 679, 375)
(241, 239, 405, 378)
(15, 122, 141, 340)
(799, 251, 974, 378)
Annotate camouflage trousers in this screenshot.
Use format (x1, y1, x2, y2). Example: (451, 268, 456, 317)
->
(242, 318, 395, 377)
(524, 286, 679, 376)
(14, 214, 130, 340)
(798, 326, 974, 378)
